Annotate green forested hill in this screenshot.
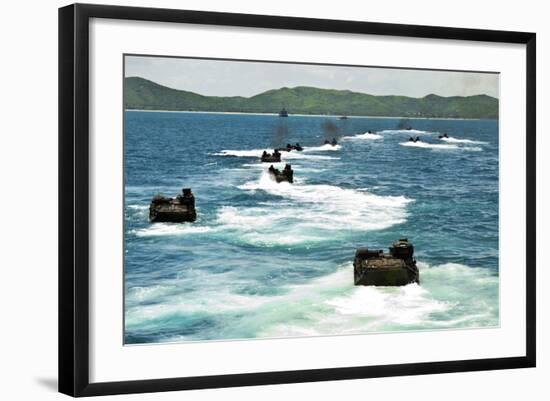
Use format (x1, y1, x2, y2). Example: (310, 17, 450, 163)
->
(124, 77, 498, 119)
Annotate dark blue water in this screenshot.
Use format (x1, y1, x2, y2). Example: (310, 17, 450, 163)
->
(124, 111, 499, 344)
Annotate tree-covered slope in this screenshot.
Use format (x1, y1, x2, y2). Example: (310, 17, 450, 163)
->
(124, 77, 498, 119)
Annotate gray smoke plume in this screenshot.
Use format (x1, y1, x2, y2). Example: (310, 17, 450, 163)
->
(397, 118, 412, 130)
(321, 119, 339, 141)
(271, 121, 289, 148)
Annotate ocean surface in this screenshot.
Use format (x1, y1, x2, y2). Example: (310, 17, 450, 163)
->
(124, 111, 499, 344)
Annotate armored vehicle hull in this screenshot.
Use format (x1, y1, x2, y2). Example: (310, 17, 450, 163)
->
(268, 164, 294, 183)
(277, 143, 303, 152)
(354, 239, 419, 286)
(149, 188, 197, 223)
(261, 151, 281, 163)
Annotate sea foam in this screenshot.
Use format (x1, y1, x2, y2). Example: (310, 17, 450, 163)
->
(131, 224, 213, 237)
(341, 132, 383, 140)
(261, 262, 498, 338)
(213, 149, 337, 160)
(400, 141, 459, 150)
(221, 170, 413, 245)
(400, 141, 483, 151)
(380, 129, 436, 135)
(440, 137, 488, 145)
(303, 144, 342, 152)
(125, 260, 498, 343)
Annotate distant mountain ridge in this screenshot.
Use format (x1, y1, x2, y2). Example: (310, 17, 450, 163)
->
(124, 77, 499, 119)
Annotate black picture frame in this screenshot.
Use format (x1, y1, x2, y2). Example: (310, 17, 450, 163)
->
(59, 3, 536, 397)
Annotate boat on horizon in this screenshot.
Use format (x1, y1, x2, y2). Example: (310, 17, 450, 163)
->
(279, 108, 289, 117)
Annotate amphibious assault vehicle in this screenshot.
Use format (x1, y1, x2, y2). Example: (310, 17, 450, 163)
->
(353, 238, 419, 286)
(149, 188, 197, 223)
(277, 143, 303, 152)
(268, 164, 294, 183)
(261, 150, 282, 163)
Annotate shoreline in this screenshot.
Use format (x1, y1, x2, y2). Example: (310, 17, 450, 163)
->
(125, 109, 491, 121)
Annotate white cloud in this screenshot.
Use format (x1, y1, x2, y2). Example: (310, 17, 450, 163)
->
(125, 55, 498, 98)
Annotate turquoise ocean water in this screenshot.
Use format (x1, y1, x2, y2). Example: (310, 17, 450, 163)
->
(124, 111, 499, 344)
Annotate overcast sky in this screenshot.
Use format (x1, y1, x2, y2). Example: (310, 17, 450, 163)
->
(125, 55, 499, 98)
